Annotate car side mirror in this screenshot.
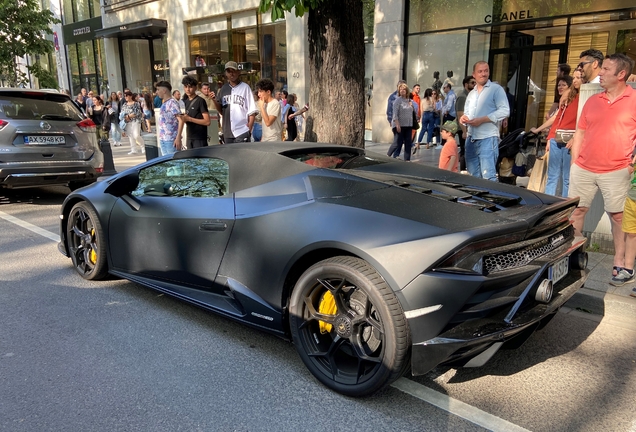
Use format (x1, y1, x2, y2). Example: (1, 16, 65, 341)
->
(104, 171, 140, 197)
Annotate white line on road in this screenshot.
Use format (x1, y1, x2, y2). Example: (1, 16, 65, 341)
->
(391, 378, 531, 432)
(0, 209, 60, 243)
(1, 209, 531, 431)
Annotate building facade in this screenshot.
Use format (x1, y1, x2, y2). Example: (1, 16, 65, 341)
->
(373, 0, 636, 143)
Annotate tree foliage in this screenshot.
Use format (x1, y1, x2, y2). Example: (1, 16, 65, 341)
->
(0, 0, 59, 87)
(259, 0, 366, 147)
(29, 61, 59, 89)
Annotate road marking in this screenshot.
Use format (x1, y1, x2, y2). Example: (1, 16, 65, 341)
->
(391, 378, 531, 432)
(0, 210, 60, 243)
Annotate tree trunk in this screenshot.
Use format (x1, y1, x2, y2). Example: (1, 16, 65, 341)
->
(304, 0, 366, 148)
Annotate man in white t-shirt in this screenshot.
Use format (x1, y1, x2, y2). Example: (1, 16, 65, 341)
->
(255, 78, 282, 142)
(209, 61, 258, 143)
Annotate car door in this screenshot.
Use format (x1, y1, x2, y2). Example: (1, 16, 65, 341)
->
(108, 156, 234, 292)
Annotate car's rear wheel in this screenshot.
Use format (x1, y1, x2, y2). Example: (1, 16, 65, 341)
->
(67, 202, 108, 280)
(290, 256, 410, 396)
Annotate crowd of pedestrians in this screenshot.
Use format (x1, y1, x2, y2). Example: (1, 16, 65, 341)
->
(386, 50, 636, 291)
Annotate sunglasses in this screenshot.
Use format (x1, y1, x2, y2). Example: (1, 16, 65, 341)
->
(578, 60, 593, 68)
(469, 81, 476, 84)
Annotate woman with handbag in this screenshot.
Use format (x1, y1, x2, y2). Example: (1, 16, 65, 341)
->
(387, 83, 415, 161)
(119, 91, 145, 155)
(530, 72, 580, 196)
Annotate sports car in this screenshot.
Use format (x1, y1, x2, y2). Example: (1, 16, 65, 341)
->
(58, 142, 589, 397)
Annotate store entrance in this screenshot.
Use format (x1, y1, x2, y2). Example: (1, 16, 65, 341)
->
(489, 38, 566, 132)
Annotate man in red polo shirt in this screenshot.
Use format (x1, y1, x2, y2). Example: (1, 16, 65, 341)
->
(568, 53, 636, 283)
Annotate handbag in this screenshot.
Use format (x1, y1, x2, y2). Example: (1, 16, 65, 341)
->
(554, 129, 575, 144)
(527, 152, 549, 193)
(412, 110, 420, 130)
(119, 119, 127, 131)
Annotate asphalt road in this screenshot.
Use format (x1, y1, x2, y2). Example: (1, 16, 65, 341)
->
(1, 185, 635, 432)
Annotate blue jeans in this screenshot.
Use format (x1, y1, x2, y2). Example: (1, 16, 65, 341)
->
(417, 111, 435, 144)
(160, 140, 177, 156)
(545, 138, 571, 197)
(466, 136, 499, 181)
(389, 127, 413, 161)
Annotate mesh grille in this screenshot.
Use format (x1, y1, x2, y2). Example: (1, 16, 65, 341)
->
(484, 226, 574, 274)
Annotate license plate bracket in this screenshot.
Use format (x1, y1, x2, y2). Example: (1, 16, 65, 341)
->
(24, 135, 66, 145)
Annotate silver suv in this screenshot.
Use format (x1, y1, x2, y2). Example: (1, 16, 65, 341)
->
(0, 89, 104, 190)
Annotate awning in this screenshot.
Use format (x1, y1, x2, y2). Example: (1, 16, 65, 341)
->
(95, 19, 167, 39)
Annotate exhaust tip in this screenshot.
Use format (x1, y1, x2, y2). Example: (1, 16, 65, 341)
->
(536, 279, 553, 303)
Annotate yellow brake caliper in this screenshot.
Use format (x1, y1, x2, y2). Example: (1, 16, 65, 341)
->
(318, 291, 337, 334)
(89, 228, 97, 264)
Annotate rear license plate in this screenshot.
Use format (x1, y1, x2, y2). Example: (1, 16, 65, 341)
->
(549, 256, 569, 284)
(24, 135, 65, 145)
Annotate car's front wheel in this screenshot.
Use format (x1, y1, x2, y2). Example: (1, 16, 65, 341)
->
(290, 256, 410, 396)
(66, 202, 108, 280)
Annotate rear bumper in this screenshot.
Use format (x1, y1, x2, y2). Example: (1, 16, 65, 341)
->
(408, 238, 589, 376)
(0, 164, 101, 188)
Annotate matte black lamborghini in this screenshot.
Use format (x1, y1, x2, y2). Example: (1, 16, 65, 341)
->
(58, 142, 589, 396)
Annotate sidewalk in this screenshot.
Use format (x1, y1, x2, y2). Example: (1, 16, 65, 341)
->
(106, 138, 636, 315)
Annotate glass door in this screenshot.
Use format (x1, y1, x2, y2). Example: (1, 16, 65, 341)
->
(489, 44, 564, 132)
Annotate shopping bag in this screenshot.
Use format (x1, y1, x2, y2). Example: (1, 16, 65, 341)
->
(527, 152, 549, 193)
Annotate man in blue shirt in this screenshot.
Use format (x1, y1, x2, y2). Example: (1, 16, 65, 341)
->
(459, 61, 510, 181)
(441, 83, 456, 123)
(386, 80, 406, 127)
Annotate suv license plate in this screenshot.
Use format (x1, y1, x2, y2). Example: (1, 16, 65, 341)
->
(549, 256, 569, 284)
(25, 136, 65, 145)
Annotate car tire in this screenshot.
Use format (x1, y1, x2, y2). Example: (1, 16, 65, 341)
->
(69, 180, 95, 191)
(66, 201, 108, 280)
(290, 256, 410, 396)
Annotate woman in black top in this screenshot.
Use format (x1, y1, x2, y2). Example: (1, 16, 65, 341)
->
(88, 96, 110, 143)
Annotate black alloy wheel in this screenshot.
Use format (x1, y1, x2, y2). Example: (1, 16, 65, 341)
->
(66, 202, 108, 280)
(290, 256, 410, 396)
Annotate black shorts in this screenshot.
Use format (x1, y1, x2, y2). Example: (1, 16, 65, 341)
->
(187, 138, 208, 149)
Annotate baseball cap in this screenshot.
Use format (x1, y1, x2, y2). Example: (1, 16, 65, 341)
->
(441, 120, 458, 135)
(225, 61, 238, 71)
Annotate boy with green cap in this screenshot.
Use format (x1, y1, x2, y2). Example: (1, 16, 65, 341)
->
(439, 121, 459, 172)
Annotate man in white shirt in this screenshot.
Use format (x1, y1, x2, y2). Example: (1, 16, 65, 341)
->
(255, 78, 282, 142)
(209, 61, 258, 143)
(578, 49, 604, 84)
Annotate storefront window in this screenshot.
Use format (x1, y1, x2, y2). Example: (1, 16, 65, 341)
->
(74, 0, 90, 22)
(187, 15, 287, 92)
(260, 22, 287, 90)
(153, 37, 170, 83)
(122, 39, 153, 94)
(189, 32, 229, 68)
(406, 30, 468, 90)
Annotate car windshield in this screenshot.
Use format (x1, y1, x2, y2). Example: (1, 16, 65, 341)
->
(284, 150, 387, 170)
(0, 93, 83, 121)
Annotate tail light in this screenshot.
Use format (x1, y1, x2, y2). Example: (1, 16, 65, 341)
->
(77, 119, 96, 133)
(0, 119, 8, 131)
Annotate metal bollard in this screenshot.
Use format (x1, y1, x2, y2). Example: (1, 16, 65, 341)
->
(99, 138, 117, 175)
(143, 133, 159, 160)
